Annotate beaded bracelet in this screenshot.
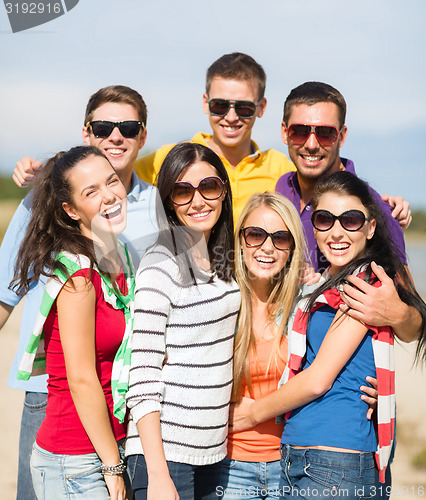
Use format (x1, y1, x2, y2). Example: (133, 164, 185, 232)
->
(100, 459, 127, 476)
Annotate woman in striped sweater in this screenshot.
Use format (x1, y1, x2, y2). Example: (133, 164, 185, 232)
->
(125, 143, 240, 500)
(232, 172, 426, 499)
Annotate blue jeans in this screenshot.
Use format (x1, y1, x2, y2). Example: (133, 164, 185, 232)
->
(31, 441, 131, 499)
(280, 446, 376, 499)
(127, 454, 223, 500)
(216, 457, 281, 499)
(17, 391, 48, 500)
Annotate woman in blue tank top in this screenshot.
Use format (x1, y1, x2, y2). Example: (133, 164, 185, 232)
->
(231, 172, 426, 499)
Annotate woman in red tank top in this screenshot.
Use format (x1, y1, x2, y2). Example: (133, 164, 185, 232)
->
(12, 146, 132, 500)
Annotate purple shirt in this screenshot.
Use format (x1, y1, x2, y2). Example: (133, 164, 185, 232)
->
(275, 158, 407, 272)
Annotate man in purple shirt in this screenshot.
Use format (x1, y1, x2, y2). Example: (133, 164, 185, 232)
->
(275, 81, 422, 498)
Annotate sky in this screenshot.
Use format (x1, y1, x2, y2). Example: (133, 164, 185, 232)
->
(1, 0, 426, 208)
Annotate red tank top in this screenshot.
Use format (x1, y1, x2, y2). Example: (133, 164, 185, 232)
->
(36, 268, 127, 454)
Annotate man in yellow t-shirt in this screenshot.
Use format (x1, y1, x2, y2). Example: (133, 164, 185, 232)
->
(135, 52, 295, 224)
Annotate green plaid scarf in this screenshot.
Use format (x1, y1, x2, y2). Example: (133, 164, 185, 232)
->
(17, 243, 134, 424)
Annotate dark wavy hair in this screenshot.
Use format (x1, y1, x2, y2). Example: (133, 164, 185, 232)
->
(156, 142, 234, 283)
(307, 171, 426, 362)
(11, 146, 111, 296)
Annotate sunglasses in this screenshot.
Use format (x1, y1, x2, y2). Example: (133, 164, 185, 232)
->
(311, 209, 369, 232)
(170, 176, 226, 206)
(208, 98, 259, 118)
(240, 226, 293, 251)
(287, 124, 341, 147)
(86, 120, 144, 139)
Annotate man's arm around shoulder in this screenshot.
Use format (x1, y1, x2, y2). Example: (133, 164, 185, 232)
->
(134, 144, 176, 185)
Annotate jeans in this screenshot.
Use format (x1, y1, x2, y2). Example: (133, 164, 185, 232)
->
(17, 391, 48, 500)
(279, 445, 376, 500)
(127, 453, 223, 500)
(31, 440, 131, 499)
(216, 457, 281, 499)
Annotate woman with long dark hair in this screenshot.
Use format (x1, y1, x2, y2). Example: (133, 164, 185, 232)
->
(12, 146, 133, 500)
(125, 143, 240, 500)
(232, 171, 426, 499)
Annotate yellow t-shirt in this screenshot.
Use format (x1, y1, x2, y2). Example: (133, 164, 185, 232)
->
(134, 132, 296, 225)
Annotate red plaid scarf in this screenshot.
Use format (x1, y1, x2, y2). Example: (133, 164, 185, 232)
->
(282, 269, 395, 483)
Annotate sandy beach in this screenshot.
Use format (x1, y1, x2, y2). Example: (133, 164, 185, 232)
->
(0, 301, 425, 499)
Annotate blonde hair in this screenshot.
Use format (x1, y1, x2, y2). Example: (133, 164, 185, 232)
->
(232, 192, 306, 402)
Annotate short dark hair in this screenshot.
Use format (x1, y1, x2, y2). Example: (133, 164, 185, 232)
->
(283, 82, 346, 129)
(156, 142, 234, 282)
(84, 85, 147, 128)
(206, 52, 266, 100)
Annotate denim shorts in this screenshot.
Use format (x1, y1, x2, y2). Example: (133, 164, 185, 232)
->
(30, 441, 131, 500)
(127, 453, 223, 500)
(216, 457, 281, 499)
(279, 445, 376, 500)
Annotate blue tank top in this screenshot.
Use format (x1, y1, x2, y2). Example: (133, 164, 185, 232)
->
(281, 305, 377, 452)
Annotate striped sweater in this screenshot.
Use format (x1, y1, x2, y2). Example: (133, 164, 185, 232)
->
(125, 244, 241, 465)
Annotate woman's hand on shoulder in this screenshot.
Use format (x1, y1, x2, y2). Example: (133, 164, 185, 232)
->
(104, 474, 127, 500)
(229, 397, 257, 433)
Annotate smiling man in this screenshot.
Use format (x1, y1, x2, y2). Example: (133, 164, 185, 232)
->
(135, 52, 295, 224)
(1, 85, 158, 500)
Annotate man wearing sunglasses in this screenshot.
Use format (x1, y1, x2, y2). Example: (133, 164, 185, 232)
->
(276, 81, 410, 274)
(134, 52, 295, 223)
(275, 81, 422, 499)
(2, 85, 158, 500)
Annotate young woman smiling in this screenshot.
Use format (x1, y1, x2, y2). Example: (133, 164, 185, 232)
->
(215, 192, 306, 500)
(12, 146, 134, 500)
(125, 143, 240, 500)
(232, 172, 426, 499)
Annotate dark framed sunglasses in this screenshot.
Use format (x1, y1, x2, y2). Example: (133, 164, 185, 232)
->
(170, 176, 226, 206)
(208, 98, 259, 118)
(86, 120, 144, 139)
(240, 226, 293, 251)
(311, 209, 369, 232)
(287, 124, 341, 147)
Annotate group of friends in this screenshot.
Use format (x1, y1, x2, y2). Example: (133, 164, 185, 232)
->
(1, 52, 426, 500)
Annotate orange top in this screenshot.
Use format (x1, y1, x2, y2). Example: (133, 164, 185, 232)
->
(228, 336, 288, 462)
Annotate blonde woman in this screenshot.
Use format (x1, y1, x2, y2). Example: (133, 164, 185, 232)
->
(217, 192, 306, 499)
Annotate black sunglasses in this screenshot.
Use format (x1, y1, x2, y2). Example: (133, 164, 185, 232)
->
(311, 209, 369, 232)
(208, 98, 259, 118)
(86, 120, 144, 138)
(170, 176, 226, 206)
(240, 226, 293, 251)
(287, 124, 341, 147)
